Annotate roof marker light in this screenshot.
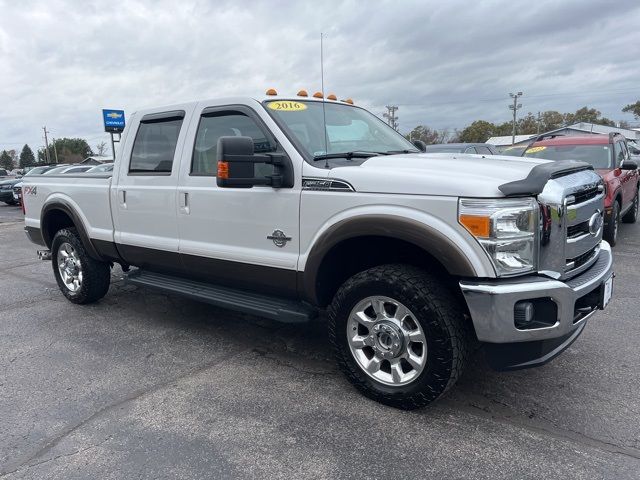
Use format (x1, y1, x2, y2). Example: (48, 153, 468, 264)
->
(297, 89, 308, 97)
(341, 98, 354, 105)
(313, 91, 324, 99)
(327, 94, 337, 100)
(265, 88, 278, 96)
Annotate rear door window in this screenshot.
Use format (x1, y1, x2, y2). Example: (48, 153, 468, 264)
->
(129, 116, 184, 174)
(476, 146, 492, 154)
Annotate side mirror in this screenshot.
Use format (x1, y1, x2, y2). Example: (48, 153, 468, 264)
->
(621, 159, 638, 170)
(216, 136, 293, 188)
(412, 140, 427, 152)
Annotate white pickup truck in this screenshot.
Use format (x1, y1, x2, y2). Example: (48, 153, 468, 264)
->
(23, 92, 614, 409)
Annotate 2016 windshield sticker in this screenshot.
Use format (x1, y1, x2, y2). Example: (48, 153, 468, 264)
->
(526, 146, 546, 153)
(267, 101, 307, 111)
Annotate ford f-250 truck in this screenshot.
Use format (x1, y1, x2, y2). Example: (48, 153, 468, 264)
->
(22, 91, 614, 409)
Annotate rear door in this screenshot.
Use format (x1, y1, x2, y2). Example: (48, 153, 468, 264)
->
(176, 100, 302, 297)
(112, 109, 192, 271)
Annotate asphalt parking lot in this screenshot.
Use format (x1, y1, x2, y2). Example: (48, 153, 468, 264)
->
(1, 202, 639, 479)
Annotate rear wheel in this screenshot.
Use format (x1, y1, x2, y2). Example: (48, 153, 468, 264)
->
(51, 228, 111, 304)
(328, 264, 472, 410)
(622, 186, 639, 224)
(604, 201, 620, 246)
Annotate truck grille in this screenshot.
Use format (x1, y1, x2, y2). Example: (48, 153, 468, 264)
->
(568, 185, 601, 205)
(567, 221, 589, 239)
(538, 169, 604, 280)
(566, 246, 598, 271)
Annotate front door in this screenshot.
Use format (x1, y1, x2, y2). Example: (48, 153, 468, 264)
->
(176, 102, 302, 298)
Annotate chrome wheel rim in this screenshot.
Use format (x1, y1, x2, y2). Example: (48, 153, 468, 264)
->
(347, 296, 427, 386)
(57, 242, 83, 292)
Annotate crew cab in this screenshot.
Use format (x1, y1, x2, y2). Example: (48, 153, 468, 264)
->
(22, 91, 614, 409)
(524, 133, 639, 245)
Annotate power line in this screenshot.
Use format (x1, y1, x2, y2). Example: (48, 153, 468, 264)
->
(392, 87, 640, 107)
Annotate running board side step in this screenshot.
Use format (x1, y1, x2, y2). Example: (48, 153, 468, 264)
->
(125, 270, 317, 323)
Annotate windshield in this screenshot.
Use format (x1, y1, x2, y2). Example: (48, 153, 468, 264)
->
(524, 144, 612, 169)
(44, 166, 69, 175)
(423, 145, 465, 153)
(25, 166, 49, 176)
(500, 146, 526, 156)
(264, 100, 418, 158)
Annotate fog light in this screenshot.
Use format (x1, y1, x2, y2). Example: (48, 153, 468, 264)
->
(514, 301, 534, 328)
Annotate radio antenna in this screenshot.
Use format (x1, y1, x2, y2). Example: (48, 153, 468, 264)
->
(321, 32, 329, 168)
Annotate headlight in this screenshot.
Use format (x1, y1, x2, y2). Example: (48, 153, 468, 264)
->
(459, 197, 538, 276)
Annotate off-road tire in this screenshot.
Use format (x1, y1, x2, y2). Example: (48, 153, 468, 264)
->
(622, 186, 639, 224)
(604, 201, 620, 246)
(328, 264, 472, 410)
(51, 228, 111, 304)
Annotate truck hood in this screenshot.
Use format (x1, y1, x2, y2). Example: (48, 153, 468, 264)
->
(331, 153, 552, 197)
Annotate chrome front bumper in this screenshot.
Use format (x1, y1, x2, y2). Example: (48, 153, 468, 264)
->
(460, 241, 613, 343)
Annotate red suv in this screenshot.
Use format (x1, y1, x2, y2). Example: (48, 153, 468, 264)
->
(523, 133, 639, 246)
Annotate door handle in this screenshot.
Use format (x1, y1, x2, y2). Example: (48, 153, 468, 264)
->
(179, 192, 190, 214)
(119, 189, 127, 209)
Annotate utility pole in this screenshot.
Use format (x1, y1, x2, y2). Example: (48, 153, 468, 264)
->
(51, 138, 59, 163)
(42, 126, 51, 163)
(383, 105, 399, 131)
(536, 111, 542, 134)
(508, 92, 523, 145)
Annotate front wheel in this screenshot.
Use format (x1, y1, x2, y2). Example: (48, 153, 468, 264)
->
(622, 187, 639, 224)
(328, 264, 472, 410)
(51, 228, 111, 304)
(604, 201, 620, 246)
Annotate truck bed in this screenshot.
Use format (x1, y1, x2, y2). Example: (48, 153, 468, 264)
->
(23, 173, 114, 245)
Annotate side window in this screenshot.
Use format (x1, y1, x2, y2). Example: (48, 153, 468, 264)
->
(621, 142, 630, 160)
(129, 118, 183, 174)
(614, 142, 625, 166)
(464, 146, 478, 154)
(191, 111, 273, 176)
(476, 146, 492, 155)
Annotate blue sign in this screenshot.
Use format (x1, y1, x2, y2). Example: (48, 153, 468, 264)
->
(102, 109, 125, 133)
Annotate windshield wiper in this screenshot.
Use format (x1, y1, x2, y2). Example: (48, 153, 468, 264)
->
(312, 151, 381, 161)
(383, 149, 420, 155)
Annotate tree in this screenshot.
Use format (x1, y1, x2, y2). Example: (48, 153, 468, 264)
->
(0, 150, 14, 170)
(37, 147, 48, 163)
(564, 106, 614, 126)
(45, 138, 93, 164)
(459, 120, 497, 143)
(95, 141, 108, 156)
(622, 101, 640, 120)
(406, 125, 440, 145)
(517, 113, 539, 135)
(19, 144, 36, 168)
(539, 111, 565, 131)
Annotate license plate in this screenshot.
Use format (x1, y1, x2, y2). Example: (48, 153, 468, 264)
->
(601, 275, 613, 309)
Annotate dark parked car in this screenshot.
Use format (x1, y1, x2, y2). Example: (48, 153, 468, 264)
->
(423, 143, 498, 155)
(0, 178, 21, 205)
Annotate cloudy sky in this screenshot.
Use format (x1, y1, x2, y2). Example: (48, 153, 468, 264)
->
(1, 0, 640, 154)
